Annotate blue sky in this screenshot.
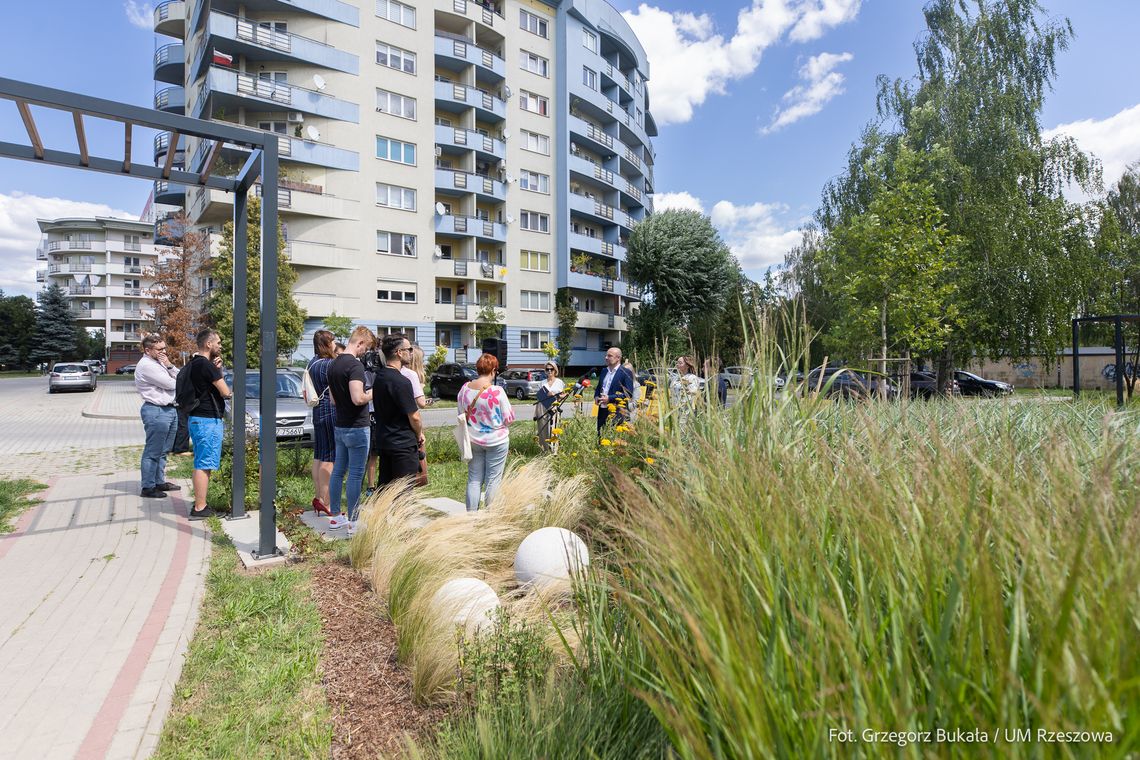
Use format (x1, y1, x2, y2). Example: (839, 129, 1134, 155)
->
(1, 0, 1138, 296)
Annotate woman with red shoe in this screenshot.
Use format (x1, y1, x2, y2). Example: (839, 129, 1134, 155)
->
(308, 330, 338, 515)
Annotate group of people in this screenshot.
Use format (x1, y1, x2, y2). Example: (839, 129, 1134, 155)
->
(134, 328, 232, 522)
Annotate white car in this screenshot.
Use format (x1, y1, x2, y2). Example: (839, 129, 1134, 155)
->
(48, 362, 97, 393)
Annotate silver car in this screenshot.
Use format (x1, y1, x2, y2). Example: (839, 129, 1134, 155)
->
(223, 369, 314, 445)
(48, 362, 97, 393)
(496, 368, 547, 400)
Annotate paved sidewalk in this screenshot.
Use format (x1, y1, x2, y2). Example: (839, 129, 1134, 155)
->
(0, 473, 211, 760)
(82, 381, 144, 421)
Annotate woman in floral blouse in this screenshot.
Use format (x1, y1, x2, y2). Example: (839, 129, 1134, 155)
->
(457, 352, 516, 511)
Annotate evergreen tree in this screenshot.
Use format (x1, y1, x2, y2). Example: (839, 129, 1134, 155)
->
(30, 283, 78, 365)
(0, 291, 37, 369)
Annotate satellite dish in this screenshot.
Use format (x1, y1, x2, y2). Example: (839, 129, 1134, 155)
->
(313, 74, 327, 91)
(434, 245, 444, 258)
(505, 214, 515, 224)
(570, 142, 578, 152)
(501, 129, 511, 140)
(435, 202, 447, 216)
(503, 85, 512, 98)
(305, 125, 321, 141)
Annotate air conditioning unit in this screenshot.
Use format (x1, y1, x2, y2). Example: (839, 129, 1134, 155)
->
(434, 146, 442, 157)
(287, 112, 304, 123)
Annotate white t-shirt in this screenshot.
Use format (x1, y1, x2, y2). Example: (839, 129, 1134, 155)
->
(543, 378, 566, 395)
(400, 366, 425, 400)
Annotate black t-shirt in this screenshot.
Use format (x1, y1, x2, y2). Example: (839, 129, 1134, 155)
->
(328, 353, 369, 428)
(372, 365, 418, 450)
(187, 355, 224, 419)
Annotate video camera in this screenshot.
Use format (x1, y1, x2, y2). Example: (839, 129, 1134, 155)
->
(361, 349, 383, 373)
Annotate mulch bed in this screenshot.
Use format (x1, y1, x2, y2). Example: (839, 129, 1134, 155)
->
(311, 560, 448, 758)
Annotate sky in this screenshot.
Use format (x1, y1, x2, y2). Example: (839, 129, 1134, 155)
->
(1, 0, 1138, 297)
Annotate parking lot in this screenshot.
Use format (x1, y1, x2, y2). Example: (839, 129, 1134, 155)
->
(0, 376, 142, 460)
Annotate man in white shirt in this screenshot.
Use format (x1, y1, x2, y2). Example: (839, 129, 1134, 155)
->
(134, 334, 182, 499)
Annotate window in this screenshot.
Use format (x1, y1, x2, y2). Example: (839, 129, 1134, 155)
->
(520, 250, 550, 272)
(376, 135, 416, 165)
(520, 290, 551, 311)
(582, 67, 597, 90)
(519, 50, 548, 77)
(258, 120, 287, 134)
(519, 9, 548, 38)
(434, 116, 452, 127)
(258, 20, 287, 34)
(518, 90, 548, 116)
(376, 42, 416, 74)
(521, 130, 549, 155)
(376, 88, 416, 119)
(376, 325, 417, 343)
(435, 286, 452, 304)
(520, 330, 551, 350)
(582, 29, 597, 52)
(376, 280, 417, 302)
(519, 211, 550, 233)
(376, 231, 417, 257)
(437, 243, 453, 259)
(376, 182, 416, 210)
(376, 0, 415, 28)
(519, 170, 549, 194)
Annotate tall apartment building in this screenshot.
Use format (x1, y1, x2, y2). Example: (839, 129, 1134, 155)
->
(151, 0, 655, 369)
(35, 217, 158, 371)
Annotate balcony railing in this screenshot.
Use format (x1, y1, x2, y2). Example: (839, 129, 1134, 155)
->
(201, 66, 358, 122)
(125, 265, 143, 274)
(72, 308, 93, 319)
(36, 270, 45, 282)
(123, 309, 147, 319)
(36, 249, 47, 260)
(623, 147, 642, 169)
(124, 332, 142, 342)
(454, 304, 468, 320)
(435, 34, 505, 77)
(47, 240, 91, 251)
(446, 0, 505, 27)
(124, 241, 142, 252)
(123, 287, 143, 297)
(68, 285, 93, 295)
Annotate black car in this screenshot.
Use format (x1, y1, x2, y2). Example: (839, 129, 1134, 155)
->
(115, 364, 137, 375)
(954, 370, 1014, 398)
(900, 371, 961, 399)
(430, 362, 478, 399)
(805, 367, 897, 400)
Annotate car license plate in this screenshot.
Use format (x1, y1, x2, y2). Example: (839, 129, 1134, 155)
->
(277, 427, 303, 437)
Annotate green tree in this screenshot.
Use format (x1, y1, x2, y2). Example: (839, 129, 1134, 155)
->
(30, 283, 77, 365)
(474, 303, 504, 345)
(322, 312, 355, 343)
(206, 196, 306, 365)
(0, 291, 37, 369)
(554, 287, 577, 371)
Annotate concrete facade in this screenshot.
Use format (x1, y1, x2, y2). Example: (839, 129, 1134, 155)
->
(151, 0, 656, 370)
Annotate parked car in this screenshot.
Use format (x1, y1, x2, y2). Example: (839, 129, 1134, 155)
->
(115, 364, 137, 375)
(82, 359, 105, 375)
(805, 367, 897, 400)
(223, 369, 314, 446)
(496, 368, 547, 399)
(430, 362, 478, 400)
(48, 362, 98, 393)
(720, 366, 786, 392)
(899, 370, 961, 399)
(954, 370, 1014, 398)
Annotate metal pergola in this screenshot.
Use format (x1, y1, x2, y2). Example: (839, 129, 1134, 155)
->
(1, 76, 281, 557)
(1071, 314, 1140, 408)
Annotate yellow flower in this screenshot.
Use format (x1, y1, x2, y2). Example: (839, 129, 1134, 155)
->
(644, 457, 655, 465)
(600, 438, 612, 446)
(552, 427, 564, 436)
(607, 403, 616, 413)
(571, 452, 578, 457)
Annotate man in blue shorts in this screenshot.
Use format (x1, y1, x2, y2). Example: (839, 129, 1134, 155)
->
(182, 328, 232, 520)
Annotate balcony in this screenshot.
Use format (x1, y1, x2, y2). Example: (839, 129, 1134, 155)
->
(434, 34, 505, 81)
(435, 0, 505, 33)
(108, 330, 144, 343)
(434, 125, 504, 162)
(154, 86, 185, 114)
(66, 285, 93, 296)
(575, 310, 626, 331)
(154, 0, 186, 37)
(434, 169, 506, 203)
(192, 0, 359, 28)
(284, 239, 358, 269)
(293, 291, 359, 319)
(435, 214, 507, 243)
(198, 66, 358, 123)
(570, 193, 621, 227)
(441, 257, 508, 282)
(569, 153, 619, 193)
(36, 270, 46, 282)
(569, 115, 614, 154)
(192, 10, 359, 78)
(36, 248, 47, 261)
(434, 81, 505, 122)
(193, 128, 359, 172)
(153, 131, 187, 163)
(154, 180, 186, 205)
(601, 62, 635, 101)
(153, 43, 185, 85)
(257, 183, 359, 219)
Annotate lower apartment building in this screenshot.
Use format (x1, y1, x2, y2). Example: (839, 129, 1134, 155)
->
(36, 217, 159, 372)
(152, 0, 655, 370)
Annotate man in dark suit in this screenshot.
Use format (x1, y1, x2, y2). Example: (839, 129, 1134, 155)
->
(595, 346, 634, 437)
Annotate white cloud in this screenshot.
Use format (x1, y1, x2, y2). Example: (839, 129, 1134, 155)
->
(124, 1, 153, 30)
(653, 192, 807, 271)
(0, 192, 136, 297)
(1043, 103, 1140, 192)
(623, 0, 862, 126)
(763, 51, 853, 134)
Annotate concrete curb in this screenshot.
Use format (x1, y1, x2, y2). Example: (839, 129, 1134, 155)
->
(82, 384, 138, 420)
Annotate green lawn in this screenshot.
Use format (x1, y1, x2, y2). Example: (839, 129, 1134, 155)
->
(0, 479, 47, 532)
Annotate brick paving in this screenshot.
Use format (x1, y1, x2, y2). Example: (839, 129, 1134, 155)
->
(0, 378, 211, 759)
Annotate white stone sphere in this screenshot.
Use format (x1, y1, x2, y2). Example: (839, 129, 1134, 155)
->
(431, 577, 500, 633)
(514, 527, 590, 587)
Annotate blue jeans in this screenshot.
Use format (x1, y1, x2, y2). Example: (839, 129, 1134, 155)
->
(330, 426, 370, 520)
(140, 403, 177, 489)
(466, 441, 509, 512)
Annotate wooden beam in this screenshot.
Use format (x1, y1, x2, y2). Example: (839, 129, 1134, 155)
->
(161, 130, 179, 179)
(197, 140, 224, 185)
(16, 101, 44, 159)
(123, 123, 132, 172)
(72, 113, 88, 166)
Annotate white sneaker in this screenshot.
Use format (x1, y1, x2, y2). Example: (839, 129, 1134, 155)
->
(346, 520, 357, 537)
(328, 515, 348, 530)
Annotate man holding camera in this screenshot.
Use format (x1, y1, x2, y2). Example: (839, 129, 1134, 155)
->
(135, 334, 181, 499)
(326, 325, 376, 532)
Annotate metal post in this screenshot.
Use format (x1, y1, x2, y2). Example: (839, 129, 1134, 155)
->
(257, 141, 279, 558)
(229, 188, 249, 520)
(1072, 319, 1080, 398)
(1115, 316, 1125, 409)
